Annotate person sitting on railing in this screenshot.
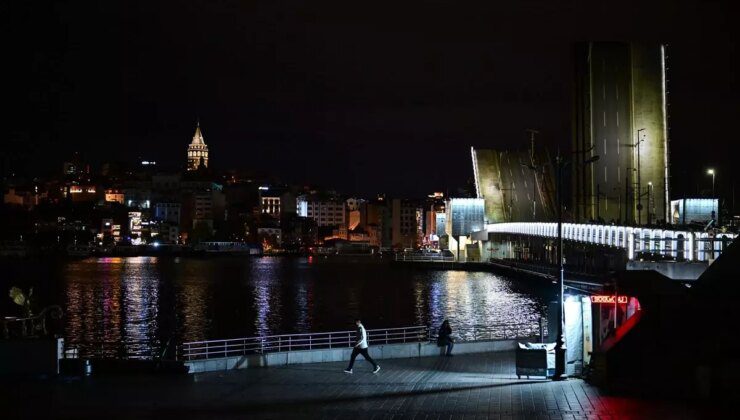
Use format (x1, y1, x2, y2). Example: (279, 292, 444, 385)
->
(344, 319, 381, 374)
(437, 319, 454, 356)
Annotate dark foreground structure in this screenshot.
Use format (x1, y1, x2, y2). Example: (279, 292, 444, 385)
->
(2, 351, 717, 418)
(592, 239, 740, 400)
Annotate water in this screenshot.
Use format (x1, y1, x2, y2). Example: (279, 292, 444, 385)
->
(0, 256, 554, 358)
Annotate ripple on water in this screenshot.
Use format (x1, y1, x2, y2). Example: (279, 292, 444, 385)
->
(9, 257, 552, 358)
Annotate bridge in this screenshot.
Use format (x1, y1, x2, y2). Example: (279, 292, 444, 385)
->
(483, 222, 736, 263)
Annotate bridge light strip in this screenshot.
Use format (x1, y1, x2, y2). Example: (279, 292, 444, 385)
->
(484, 222, 735, 262)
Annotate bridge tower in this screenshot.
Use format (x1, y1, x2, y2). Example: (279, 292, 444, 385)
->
(572, 42, 669, 225)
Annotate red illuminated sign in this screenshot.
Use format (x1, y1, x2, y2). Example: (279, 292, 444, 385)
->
(590, 295, 629, 304)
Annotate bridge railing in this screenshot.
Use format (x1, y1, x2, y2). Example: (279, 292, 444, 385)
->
(486, 222, 736, 262)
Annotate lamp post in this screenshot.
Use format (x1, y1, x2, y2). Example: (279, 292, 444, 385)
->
(525, 128, 540, 221)
(707, 169, 715, 197)
(635, 129, 645, 225)
(554, 154, 567, 381)
(520, 162, 541, 221)
(573, 145, 595, 220)
(553, 153, 599, 381)
(647, 182, 653, 226)
(497, 182, 516, 222)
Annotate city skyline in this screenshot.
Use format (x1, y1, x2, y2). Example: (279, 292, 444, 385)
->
(4, 2, 740, 415)
(7, 1, 738, 200)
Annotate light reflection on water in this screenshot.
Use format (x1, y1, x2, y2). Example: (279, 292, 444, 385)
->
(176, 262, 209, 344)
(7, 257, 552, 358)
(251, 258, 280, 336)
(64, 257, 163, 358)
(420, 271, 547, 340)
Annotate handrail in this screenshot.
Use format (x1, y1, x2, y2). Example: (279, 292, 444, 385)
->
(178, 322, 545, 361)
(186, 325, 423, 344)
(1, 305, 63, 339)
(63, 339, 163, 359)
(394, 254, 455, 262)
(179, 325, 430, 360)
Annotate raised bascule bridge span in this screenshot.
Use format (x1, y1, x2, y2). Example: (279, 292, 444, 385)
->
(482, 222, 736, 280)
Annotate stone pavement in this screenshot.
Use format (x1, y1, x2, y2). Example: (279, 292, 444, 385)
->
(3, 351, 718, 419)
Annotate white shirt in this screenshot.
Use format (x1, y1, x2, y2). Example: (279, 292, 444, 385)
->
(356, 324, 368, 349)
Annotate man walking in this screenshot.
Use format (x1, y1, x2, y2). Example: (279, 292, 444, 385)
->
(344, 319, 381, 374)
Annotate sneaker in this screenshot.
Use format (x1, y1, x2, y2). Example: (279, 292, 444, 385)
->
(373, 365, 381, 374)
(343, 369, 353, 374)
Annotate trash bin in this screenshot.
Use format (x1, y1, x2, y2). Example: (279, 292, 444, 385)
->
(516, 342, 555, 378)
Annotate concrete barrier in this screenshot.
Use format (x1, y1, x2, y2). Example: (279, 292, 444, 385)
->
(0, 338, 64, 375)
(185, 337, 539, 374)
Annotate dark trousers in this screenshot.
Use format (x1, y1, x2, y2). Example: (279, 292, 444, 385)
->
(347, 347, 377, 369)
(439, 338, 454, 355)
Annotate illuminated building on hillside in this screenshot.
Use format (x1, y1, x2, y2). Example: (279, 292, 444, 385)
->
(186, 122, 209, 171)
(261, 194, 281, 216)
(154, 202, 182, 225)
(3, 186, 48, 210)
(425, 192, 446, 246)
(260, 187, 296, 217)
(297, 196, 346, 227)
(128, 211, 143, 245)
(572, 42, 669, 225)
(104, 189, 124, 204)
(67, 184, 97, 202)
(391, 199, 423, 249)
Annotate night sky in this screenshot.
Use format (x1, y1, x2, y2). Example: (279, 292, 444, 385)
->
(7, 1, 739, 202)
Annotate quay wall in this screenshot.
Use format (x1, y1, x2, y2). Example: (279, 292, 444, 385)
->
(185, 338, 537, 374)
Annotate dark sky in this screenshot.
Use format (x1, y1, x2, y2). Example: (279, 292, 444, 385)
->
(7, 0, 739, 203)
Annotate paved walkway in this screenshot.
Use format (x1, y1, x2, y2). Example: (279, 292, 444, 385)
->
(4, 351, 717, 418)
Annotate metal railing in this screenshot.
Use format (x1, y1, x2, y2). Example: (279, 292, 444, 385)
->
(63, 340, 170, 360)
(179, 322, 547, 361)
(179, 325, 430, 361)
(394, 254, 455, 262)
(1, 305, 63, 339)
(442, 323, 547, 342)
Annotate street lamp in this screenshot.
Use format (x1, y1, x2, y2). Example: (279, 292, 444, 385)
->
(635, 129, 646, 225)
(553, 153, 599, 381)
(520, 162, 541, 220)
(647, 182, 653, 225)
(707, 169, 715, 197)
(522, 128, 540, 221)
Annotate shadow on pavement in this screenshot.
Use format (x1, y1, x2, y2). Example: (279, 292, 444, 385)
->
(153, 379, 545, 416)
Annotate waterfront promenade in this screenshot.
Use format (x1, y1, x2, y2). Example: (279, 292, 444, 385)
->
(4, 351, 715, 419)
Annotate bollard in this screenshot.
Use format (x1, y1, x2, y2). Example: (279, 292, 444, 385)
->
(84, 359, 92, 376)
